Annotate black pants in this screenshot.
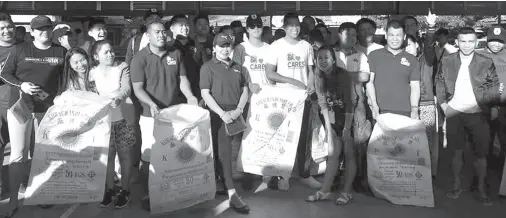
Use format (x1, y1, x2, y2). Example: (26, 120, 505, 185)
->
(446, 107, 490, 158)
(210, 105, 239, 190)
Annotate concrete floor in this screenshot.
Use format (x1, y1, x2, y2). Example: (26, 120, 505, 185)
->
(0, 146, 505, 218)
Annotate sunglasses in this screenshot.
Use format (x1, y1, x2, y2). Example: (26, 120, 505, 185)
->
(247, 24, 263, 29)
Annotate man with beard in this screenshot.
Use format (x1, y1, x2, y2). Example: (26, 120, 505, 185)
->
(0, 12, 15, 198)
(170, 14, 205, 102)
(130, 16, 197, 212)
(366, 20, 421, 119)
(436, 27, 500, 206)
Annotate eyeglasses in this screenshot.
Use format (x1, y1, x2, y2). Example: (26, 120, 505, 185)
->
(247, 24, 263, 29)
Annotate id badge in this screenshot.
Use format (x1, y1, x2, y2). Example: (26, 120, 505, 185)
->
(329, 111, 336, 124)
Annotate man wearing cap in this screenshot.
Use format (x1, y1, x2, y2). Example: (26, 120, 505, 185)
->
(200, 32, 250, 214)
(52, 25, 76, 50)
(0, 15, 66, 216)
(233, 14, 271, 89)
(265, 12, 321, 191)
(130, 16, 197, 212)
(125, 8, 162, 65)
(477, 25, 506, 178)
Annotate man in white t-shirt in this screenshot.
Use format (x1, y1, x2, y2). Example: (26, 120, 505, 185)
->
(355, 18, 383, 56)
(265, 12, 321, 191)
(233, 14, 271, 90)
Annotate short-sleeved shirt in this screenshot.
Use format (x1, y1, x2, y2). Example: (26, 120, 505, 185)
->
(369, 48, 421, 113)
(266, 38, 314, 88)
(130, 45, 186, 117)
(1, 42, 66, 113)
(199, 57, 248, 106)
(232, 41, 271, 85)
(316, 68, 353, 131)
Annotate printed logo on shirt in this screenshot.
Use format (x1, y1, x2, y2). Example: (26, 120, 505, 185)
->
(206, 48, 212, 55)
(400, 57, 410, 66)
(166, 56, 177, 65)
(24, 57, 63, 66)
(249, 55, 265, 71)
(287, 52, 305, 69)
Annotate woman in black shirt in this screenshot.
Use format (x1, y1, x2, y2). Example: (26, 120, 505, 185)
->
(306, 46, 356, 205)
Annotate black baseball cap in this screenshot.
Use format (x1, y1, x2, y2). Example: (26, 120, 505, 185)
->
(52, 27, 72, 44)
(246, 14, 262, 28)
(31, 15, 53, 30)
(487, 25, 506, 43)
(214, 32, 233, 47)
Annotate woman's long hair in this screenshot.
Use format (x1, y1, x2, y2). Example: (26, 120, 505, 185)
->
(58, 47, 92, 95)
(90, 40, 113, 67)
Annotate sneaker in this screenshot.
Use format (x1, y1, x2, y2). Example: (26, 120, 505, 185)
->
(299, 177, 322, 189)
(278, 177, 290, 191)
(114, 189, 130, 209)
(100, 189, 114, 208)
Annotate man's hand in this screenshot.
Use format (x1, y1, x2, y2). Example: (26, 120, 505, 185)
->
(306, 85, 315, 95)
(228, 108, 242, 120)
(110, 98, 122, 108)
(491, 107, 499, 120)
(250, 83, 262, 94)
(187, 96, 198, 105)
(221, 112, 233, 124)
(371, 105, 380, 120)
(149, 103, 160, 117)
(20, 82, 41, 95)
(293, 80, 307, 90)
(425, 9, 437, 28)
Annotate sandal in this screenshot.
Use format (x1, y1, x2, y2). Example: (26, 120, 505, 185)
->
(335, 193, 353, 205)
(446, 189, 462, 199)
(478, 196, 492, 206)
(306, 191, 331, 202)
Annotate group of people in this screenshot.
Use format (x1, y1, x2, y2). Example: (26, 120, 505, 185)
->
(0, 8, 504, 217)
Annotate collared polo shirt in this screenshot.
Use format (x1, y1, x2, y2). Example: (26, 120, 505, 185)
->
(369, 48, 421, 113)
(130, 45, 186, 117)
(199, 57, 249, 106)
